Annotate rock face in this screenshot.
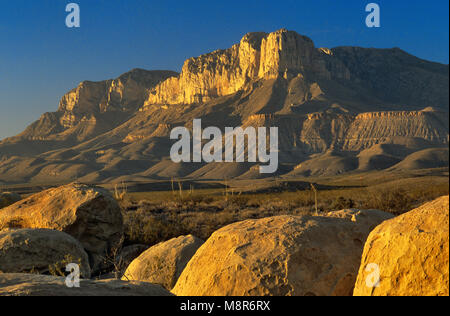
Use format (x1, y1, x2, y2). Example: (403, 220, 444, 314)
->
(325, 209, 395, 232)
(123, 235, 204, 290)
(0, 273, 172, 296)
(354, 196, 449, 296)
(0, 192, 21, 209)
(0, 183, 123, 272)
(332, 47, 449, 111)
(0, 228, 90, 278)
(5, 69, 178, 144)
(172, 213, 392, 296)
(59, 69, 178, 118)
(145, 30, 338, 105)
(144, 29, 448, 110)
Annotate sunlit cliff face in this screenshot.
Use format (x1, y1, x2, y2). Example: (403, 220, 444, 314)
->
(144, 29, 350, 106)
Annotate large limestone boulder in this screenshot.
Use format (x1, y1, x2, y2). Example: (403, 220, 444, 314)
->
(172, 212, 393, 296)
(0, 192, 21, 209)
(123, 235, 204, 290)
(0, 228, 90, 279)
(326, 209, 395, 232)
(354, 196, 449, 296)
(0, 273, 173, 296)
(0, 183, 123, 272)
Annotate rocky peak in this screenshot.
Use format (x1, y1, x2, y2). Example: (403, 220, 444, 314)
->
(258, 29, 317, 78)
(145, 29, 338, 106)
(57, 69, 178, 128)
(144, 29, 449, 111)
(58, 69, 177, 114)
(58, 80, 110, 114)
(330, 47, 449, 109)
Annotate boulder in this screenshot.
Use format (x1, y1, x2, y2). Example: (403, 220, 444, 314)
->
(325, 209, 395, 232)
(172, 213, 392, 296)
(0, 183, 123, 272)
(354, 196, 449, 296)
(123, 235, 204, 290)
(0, 192, 21, 209)
(0, 228, 90, 278)
(0, 273, 173, 296)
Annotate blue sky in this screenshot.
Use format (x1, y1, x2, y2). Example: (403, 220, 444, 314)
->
(0, 0, 448, 140)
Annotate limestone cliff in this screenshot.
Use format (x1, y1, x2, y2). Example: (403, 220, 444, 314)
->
(59, 69, 178, 128)
(144, 29, 347, 106)
(144, 29, 448, 114)
(7, 69, 177, 143)
(240, 109, 449, 154)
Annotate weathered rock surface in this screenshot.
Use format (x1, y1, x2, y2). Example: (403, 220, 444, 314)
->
(172, 213, 392, 296)
(59, 69, 178, 118)
(0, 273, 172, 296)
(354, 196, 449, 296)
(144, 29, 448, 111)
(10, 69, 178, 144)
(0, 183, 123, 272)
(325, 209, 395, 232)
(0, 192, 21, 209)
(144, 30, 337, 105)
(123, 235, 204, 290)
(0, 228, 90, 278)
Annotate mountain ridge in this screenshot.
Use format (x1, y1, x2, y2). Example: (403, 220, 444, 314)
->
(0, 29, 448, 185)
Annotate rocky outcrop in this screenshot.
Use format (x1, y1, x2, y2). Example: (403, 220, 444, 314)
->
(58, 69, 178, 118)
(172, 213, 392, 296)
(4, 69, 177, 144)
(144, 29, 345, 106)
(325, 209, 395, 232)
(332, 46, 449, 110)
(0, 273, 172, 296)
(0, 192, 21, 209)
(342, 111, 449, 150)
(0, 228, 90, 278)
(123, 235, 204, 290)
(0, 183, 123, 272)
(143, 29, 449, 112)
(354, 196, 449, 296)
(296, 110, 449, 153)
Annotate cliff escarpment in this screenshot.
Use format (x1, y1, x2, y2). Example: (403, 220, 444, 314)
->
(145, 29, 349, 105)
(0, 29, 448, 183)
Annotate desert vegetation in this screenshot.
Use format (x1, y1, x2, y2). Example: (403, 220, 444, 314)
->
(120, 177, 449, 246)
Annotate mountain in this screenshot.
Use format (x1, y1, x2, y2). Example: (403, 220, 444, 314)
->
(0, 29, 448, 185)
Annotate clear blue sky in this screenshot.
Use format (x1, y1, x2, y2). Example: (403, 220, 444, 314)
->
(0, 0, 448, 140)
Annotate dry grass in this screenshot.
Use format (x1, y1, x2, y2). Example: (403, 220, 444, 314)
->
(120, 177, 449, 246)
(114, 182, 128, 201)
